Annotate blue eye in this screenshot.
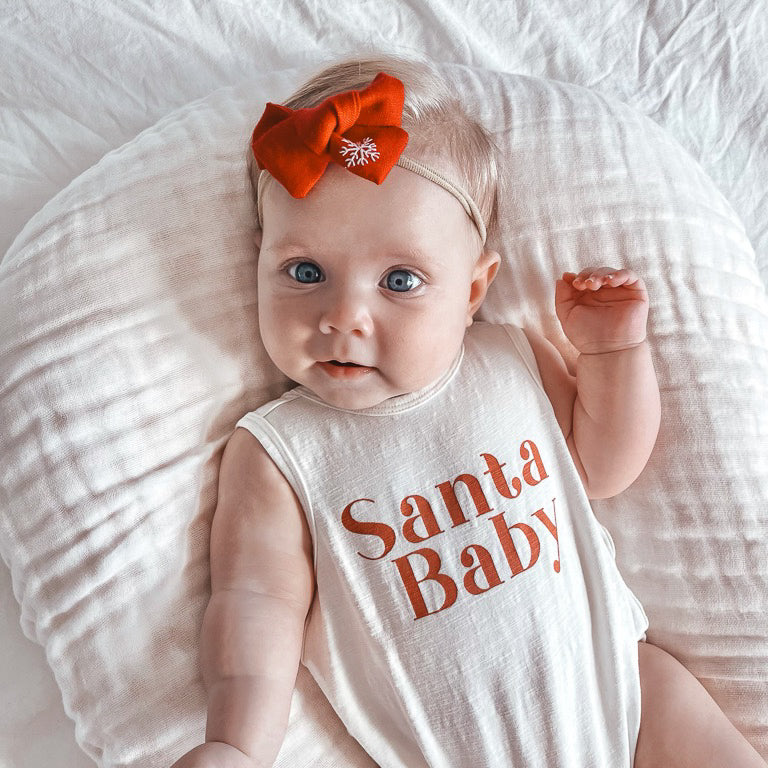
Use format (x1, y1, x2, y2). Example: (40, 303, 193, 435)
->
(288, 261, 323, 283)
(384, 269, 422, 293)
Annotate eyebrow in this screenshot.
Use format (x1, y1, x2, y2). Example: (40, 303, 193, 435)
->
(267, 240, 312, 253)
(266, 240, 442, 268)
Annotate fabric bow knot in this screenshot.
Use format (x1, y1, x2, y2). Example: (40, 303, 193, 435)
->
(251, 72, 409, 198)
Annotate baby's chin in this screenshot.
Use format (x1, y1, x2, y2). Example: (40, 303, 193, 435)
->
(305, 385, 392, 411)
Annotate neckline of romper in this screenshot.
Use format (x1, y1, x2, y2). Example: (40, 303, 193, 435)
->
(293, 342, 465, 417)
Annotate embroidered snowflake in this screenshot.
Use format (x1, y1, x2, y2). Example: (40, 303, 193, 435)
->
(339, 136, 380, 167)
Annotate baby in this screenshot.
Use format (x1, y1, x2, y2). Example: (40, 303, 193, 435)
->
(173, 57, 767, 768)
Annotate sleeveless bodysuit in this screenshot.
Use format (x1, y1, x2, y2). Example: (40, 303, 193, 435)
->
(236, 321, 649, 768)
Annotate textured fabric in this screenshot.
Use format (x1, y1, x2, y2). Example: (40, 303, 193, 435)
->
(251, 73, 409, 197)
(236, 321, 648, 767)
(1, 65, 767, 768)
(3, 1, 767, 279)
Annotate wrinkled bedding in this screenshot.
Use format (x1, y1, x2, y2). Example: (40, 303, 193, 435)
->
(1, 2, 767, 767)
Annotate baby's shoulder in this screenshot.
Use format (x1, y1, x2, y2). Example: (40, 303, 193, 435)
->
(212, 427, 314, 604)
(220, 426, 294, 505)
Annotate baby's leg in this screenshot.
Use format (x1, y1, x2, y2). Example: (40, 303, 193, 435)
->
(634, 640, 767, 768)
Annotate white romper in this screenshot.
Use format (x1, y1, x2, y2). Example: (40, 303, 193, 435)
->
(236, 321, 649, 768)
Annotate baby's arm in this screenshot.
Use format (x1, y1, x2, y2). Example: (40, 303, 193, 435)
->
(561, 267, 660, 498)
(526, 266, 660, 499)
(570, 328, 660, 498)
(172, 428, 315, 768)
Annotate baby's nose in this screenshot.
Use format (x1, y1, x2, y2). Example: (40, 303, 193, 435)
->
(318, 289, 374, 336)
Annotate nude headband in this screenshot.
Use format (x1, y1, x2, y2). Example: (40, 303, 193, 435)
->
(251, 71, 487, 245)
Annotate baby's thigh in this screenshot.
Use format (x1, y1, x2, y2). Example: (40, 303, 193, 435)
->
(634, 641, 766, 768)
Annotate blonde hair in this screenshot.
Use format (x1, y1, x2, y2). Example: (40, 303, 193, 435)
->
(247, 53, 500, 243)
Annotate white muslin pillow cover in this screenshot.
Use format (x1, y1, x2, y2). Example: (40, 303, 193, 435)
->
(0, 64, 766, 767)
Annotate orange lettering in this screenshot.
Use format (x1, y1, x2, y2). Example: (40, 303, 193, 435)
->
(489, 511, 541, 576)
(481, 452, 522, 499)
(435, 473, 493, 528)
(401, 494, 443, 544)
(521, 439, 548, 486)
(392, 547, 458, 620)
(341, 499, 396, 561)
(460, 544, 504, 595)
(532, 499, 560, 573)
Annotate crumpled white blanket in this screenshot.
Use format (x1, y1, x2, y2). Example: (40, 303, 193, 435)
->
(1, 3, 767, 768)
(1, 64, 767, 767)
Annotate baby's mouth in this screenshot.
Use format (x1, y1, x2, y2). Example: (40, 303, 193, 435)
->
(317, 360, 375, 379)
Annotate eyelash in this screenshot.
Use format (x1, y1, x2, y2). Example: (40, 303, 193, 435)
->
(283, 261, 425, 293)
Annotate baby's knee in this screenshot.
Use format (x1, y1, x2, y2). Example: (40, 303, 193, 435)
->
(637, 640, 683, 695)
(635, 641, 686, 768)
(635, 641, 767, 768)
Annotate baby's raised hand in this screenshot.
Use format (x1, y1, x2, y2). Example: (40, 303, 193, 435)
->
(555, 267, 649, 354)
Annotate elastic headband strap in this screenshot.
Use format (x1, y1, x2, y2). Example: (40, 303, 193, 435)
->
(395, 156, 487, 245)
(256, 158, 487, 245)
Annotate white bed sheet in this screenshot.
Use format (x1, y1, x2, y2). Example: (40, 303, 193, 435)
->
(1, 2, 766, 766)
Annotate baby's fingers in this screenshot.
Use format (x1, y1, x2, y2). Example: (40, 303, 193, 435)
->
(603, 268, 641, 286)
(570, 267, 616, 291)
(568, 267, 643, 291)
(603, 268, 646, 291)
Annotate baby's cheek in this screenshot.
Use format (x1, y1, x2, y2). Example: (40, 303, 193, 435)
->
(401, 331, 457, 386)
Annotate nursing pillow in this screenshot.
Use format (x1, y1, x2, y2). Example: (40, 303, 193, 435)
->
(0, 62, 766, 767)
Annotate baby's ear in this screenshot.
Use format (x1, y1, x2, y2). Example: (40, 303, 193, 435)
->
(477, 248, 501, 287)
(467, 248, 501, 324)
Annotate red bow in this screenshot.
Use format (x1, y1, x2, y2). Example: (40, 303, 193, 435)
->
(250, 72, 410, 198)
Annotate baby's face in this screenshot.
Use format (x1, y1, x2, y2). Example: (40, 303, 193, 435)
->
(256, 163, 498, 410)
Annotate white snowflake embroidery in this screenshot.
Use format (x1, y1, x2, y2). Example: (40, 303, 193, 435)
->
(339, 136, 380, 167)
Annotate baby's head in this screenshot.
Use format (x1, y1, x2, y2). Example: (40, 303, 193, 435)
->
(248, 54, 501, 410)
